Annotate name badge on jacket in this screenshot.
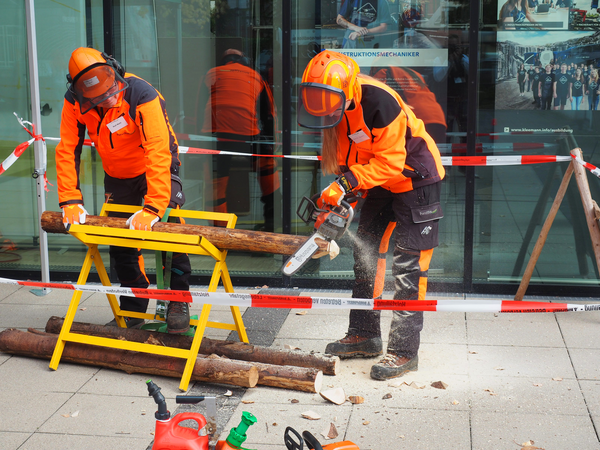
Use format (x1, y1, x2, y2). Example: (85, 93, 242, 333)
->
(349, 130, 369, 143)
(106, 116, 128, 133)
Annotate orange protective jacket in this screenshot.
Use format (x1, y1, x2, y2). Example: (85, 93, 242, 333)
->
(370, 66, 447, 127)
(337, 75, 445, 193)
(199, 61, 275, 138)
(55, 73, 181, 218)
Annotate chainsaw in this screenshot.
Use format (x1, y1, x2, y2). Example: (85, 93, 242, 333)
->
(282, 195, 354, 276)
(284, 427, 359, 450)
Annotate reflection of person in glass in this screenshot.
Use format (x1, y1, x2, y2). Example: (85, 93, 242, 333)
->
(586, 69, 600, 111)
(553, 63, 571, 110)
(297, 51, 445, 381)
(369, 63, 446, 143)
(197, 49, 280, 231)
(337, 0, 392, 48)
(539, 63, 555, 110)
(56, 48, 192, 333)
(571, 68, 584, 110)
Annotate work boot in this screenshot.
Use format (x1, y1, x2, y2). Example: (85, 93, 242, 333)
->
(324, 334, 382, 359)
(166, 301, 191, 334)
(105, 317, 145, 329)
(370, 353, 418, 380)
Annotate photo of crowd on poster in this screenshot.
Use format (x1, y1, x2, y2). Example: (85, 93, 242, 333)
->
(496, 30, 600, 110)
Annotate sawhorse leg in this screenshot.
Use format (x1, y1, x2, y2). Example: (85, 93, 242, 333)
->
(49, 245, 119, 369)
(178, 259, 247, 391)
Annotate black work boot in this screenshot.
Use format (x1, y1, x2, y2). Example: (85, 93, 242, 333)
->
(166, 301, 191, 334)
(105, 317, 145, 329)
(370, 353, 418, 380)
(324, 334, 383, 359)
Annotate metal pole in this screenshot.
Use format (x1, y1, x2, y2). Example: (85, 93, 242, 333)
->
(25, 0, 51, 292)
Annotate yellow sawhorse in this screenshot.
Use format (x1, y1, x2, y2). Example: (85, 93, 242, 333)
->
(49, 203, 249, 391)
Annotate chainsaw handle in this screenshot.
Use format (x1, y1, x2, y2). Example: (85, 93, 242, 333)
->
(284, 426, 304, 450)
(302, 430, 324, 450)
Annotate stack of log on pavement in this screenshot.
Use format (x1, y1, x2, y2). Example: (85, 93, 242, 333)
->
(0, 317, 339, 392)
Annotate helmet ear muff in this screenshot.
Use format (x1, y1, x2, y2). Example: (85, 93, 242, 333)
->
(101, 52, 125, 77)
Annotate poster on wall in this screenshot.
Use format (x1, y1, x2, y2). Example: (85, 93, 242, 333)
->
(495, 30, 600, 111)
(497, 1, 570, 31)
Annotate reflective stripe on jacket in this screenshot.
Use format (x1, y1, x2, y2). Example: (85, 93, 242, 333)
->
(55, 73, 181, 218)
(337, 75, 445, 193)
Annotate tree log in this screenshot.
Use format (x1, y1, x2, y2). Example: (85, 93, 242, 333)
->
(0, 328, 258, 388)
(45, 316, 339, 376)
(41, 211, 320, 255)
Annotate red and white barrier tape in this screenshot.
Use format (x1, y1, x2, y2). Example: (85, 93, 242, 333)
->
(1, 277, 598, 313)
(0, 138, 34, 175)
(571, 153, 600, 179)
(441, 155, 571, 166)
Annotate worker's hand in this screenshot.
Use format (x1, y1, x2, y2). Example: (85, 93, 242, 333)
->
(319, 172, 358, 206)
(126, 209, 159, 231)
(320, 181, 346, 206)
(62, 204, 88, 225)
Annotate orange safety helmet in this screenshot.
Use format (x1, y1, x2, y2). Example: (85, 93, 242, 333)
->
(297, 51, 360, 129)
(67, 47, 128, 114)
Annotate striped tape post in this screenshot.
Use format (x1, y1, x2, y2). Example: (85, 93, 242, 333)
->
(1, 277, 598, 314)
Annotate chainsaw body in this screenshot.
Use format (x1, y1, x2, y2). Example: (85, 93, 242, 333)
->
(282, 196, 354, 276)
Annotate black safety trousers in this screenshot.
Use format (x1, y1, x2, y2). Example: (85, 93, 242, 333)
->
(348, 182, 443, 359)
(104, 173, 191, 313)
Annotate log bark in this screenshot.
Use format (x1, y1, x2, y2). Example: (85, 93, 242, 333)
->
(0, 328, 258, 388)
(41, 211, 321, 255)
(45, 316, 339, 376)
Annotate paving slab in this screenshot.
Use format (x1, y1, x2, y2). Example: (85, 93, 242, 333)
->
(1, 285, 93, 306)
(421, 314, 467, 345)
(16, 433, 153, 450)
(568, 348, 600, 380)
(467, 345, 576, 379)
(470, 411, 599, 450)
(0, 355, 97, 393)
(346, 405, 471, 450)
(37, 393, 156, 438)
(555, 310, 600, 349)
(0, 431, 31, 450)
(579, 379, 600, 417)
(466, 315, 565, 347)
(470, 375, 588, 415)
(0, 284, 27, 302)
(0, 390, 73, 432)
(0, 303, 85, 331)
(79, 370, 182, 398)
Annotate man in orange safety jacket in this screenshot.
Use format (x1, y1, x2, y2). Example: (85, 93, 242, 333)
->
(298, 50, 445, 380)
(196, 49, 280, 231)
(55, 47, 191, 333)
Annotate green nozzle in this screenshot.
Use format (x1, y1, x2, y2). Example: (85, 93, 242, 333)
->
(226, 411, 257, 448)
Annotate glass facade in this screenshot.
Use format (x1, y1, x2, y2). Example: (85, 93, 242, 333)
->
(1, 0, 600, 295)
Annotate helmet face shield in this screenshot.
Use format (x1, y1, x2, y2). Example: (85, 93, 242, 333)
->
(69, 63, 128, 114)
(298, 83, 346, 129)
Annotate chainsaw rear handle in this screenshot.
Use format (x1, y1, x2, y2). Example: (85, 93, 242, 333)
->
(284, 426, 304, 450)
(297, 195, 353, 226)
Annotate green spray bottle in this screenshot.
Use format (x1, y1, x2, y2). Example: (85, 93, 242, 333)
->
(215, 411, 257, 450)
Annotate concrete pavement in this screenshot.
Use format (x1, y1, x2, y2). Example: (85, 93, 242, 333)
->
(1, 283, 599, 449)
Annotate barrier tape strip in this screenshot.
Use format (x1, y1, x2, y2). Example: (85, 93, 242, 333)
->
(175, 132, 559, 154)
(571, 153, 600, 179)
(0, 138, 34, 176)
(1, 277, 598, 313)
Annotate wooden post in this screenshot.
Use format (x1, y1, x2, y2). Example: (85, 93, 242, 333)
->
(514, 162, 574, 301)
(515, 148, 600, 300)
